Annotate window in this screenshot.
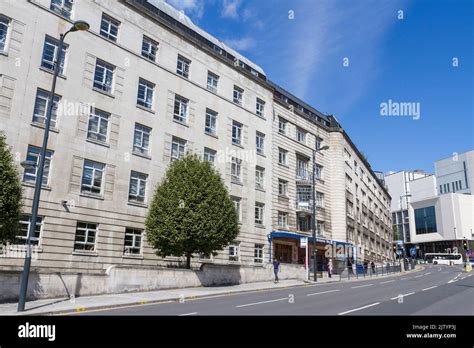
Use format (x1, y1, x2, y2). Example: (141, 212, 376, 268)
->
(137, 78, 154, 109)
(81, 160, 105, 195)
(231, 157, 242, 182)
(205, 109, 217, 135)
(233, 86, 243, 105)
(15, 215, 43, 246)
(173, 95, 188, 123)
(0, 15, 9, 52)
(141, 36, 158, 61)
(256, 98, 265, 117)
(278, 148, 288, 165)
(278, 179, 288, 196)
(133, 123, 151, 155)
(93, 59, 115, 93)
(129, 171, 147, 203)
(316, 192, 324, 208)
(345, 174, 353, 191)
(255, 166, 265, 190)
(316, 220, 325, 235)
(23, 145, 53, 186)
(229, 243, 240, 262)
(74, 222, 97, 251)
(232, 197, 241, 222)
(278, 118, 287, 134)
(347, 201, 354, 217)
(354, 161, 358, 175)
(41, 36, 68, 75)
(50, 0, 73, 19)
(278, 212, 288, 228)
(203, 147, 216, 163)
(87, 108, 110, 143)
(171, 137, 186, 161)
(177, 55, 191, 78)
(344, 148, 352, 162)
(296, 157, 309, 180)
(254, 244, 264, 264)
(232, 121, 242, 145)
(296, 127, 306, 143)
(315, 137, 323, 150)
(414, 206, 437, 234)
(315, 165, 323, 180)
(100, 13, 120, 42)
(32, 89, 61, 128)
(256, 132, 265, 155)
(207, 71, 219, 93)
(255, 202, 265, 225)
(124, 228, 142, 255)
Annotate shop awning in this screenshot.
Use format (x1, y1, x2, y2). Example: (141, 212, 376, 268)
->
(269, 231, 353, 247)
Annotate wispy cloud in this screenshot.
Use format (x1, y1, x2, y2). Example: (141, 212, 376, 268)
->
(221, 0, 241, 19)
(166, 0, 205, 19)
(224, 37, 256, 51)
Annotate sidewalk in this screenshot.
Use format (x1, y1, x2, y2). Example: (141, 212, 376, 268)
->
(0, 266, 423, 316)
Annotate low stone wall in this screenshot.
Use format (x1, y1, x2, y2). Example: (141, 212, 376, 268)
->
(0, 262, 306, 303)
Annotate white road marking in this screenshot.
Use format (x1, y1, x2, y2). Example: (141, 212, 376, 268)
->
(236, 297, 288, 308)
(401, 278, 410, 280)
(438, 268, 442, 271)
(391, 292, 415, 300)
(307, 289, 340, 297)
(380, 280, 395, 284)
(425, 272, 431, 275)
(351, 284, 373, 289)
(338, 302, 380, 315)
(414, 274, 424, 278)
(422, 286, 438, 291)
(178, 312, 197, 316)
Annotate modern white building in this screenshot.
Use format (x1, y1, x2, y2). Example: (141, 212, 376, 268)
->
(436, 150, 474, 195)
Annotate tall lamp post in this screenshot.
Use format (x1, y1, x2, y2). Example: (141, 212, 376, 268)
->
(312, 145, 329, 281)
(17, 20, 90, 312)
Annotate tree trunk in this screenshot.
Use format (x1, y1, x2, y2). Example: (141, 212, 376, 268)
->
(186, 253, 191, 269)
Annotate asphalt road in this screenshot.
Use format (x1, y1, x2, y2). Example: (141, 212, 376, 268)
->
(73, 264, 473, 316)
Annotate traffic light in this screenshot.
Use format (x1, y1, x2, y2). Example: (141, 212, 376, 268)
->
(463, 239, 468, 251)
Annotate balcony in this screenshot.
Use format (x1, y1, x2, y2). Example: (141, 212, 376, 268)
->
(295, 200, 313, 212)
(296, 169, 311, 183)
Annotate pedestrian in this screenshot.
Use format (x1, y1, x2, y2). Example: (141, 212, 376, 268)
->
(327, 258, 333, 278)
(347, 258, 353, 274)
(371, 261, 375, 274)
(272, 258, 280, 283)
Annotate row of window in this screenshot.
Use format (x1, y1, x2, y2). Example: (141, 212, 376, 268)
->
(231, 197, 266, 227)
(278, 117, 323, 149)
(276, 212, 325, 233)
(439, 180, 463, 194)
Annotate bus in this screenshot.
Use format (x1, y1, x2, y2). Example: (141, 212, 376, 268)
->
(424, 253, 463, 265)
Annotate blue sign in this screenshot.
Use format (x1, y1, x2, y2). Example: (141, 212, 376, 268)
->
(410, 248, 417, 256)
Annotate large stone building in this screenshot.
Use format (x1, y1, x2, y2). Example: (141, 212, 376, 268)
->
(0, 0, 393, 275)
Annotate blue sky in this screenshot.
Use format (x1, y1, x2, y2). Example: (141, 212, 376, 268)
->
(166, 0, 473, 174)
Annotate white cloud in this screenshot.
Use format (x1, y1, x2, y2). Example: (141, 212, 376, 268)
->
(224, 37, 256, 51)
(166, 0, 205, 19)
(221, 0, 241, 19)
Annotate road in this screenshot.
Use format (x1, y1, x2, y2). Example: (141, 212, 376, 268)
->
(72, 264, 473, 316)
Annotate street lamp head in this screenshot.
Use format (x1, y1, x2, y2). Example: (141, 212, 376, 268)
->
(71, 20, 90, 32)
(319, 145, 330, 151)
(20, 160, 36, 170)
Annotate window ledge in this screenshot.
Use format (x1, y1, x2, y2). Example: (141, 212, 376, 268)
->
(39, 66, 67, 80)
(278, 195, 289, 200)
(255, 224, 266, 229)
(31, 122, 59, 133)
(122, 254, 144, 260)
(231, 180, 243, 186)
(173, 119, 189, 127)
(132, 151, 152, 160)
(256, 187, 266, 193)
(80, 193, 104, 200)
(72, 251, 98, 257)
(0, 50, 8, 57)
(86, 138, 110, 148)
(128, 201, 148, 208)
(136, 104, 155, 114)
(232, 142, 244, 149)
(257, 152, 266, 158)
(278, 163, 290, 168)
(22, 182, 52, 191)
(205, 132, 218, 139)
(92, 87, 115, 98)
(7, 245, 43, 253)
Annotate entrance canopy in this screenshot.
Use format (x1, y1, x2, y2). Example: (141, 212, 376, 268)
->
(269, 231, 353, 247)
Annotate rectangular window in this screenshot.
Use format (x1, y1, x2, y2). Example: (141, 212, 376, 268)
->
(255, 202, 265, 225)
(205, 109, 217, 135)
(256, 132, 265, 155)
(133, 123, 151, 155)
(141, 36, 158, 61)
(278, 212, 288, 228)
(232, 197, 241, 222)
(278, 148, 288, 165)
(232, 121, 242, 145)
(100, 13, 120, 42)
(0, 15, 9, 52)
(278, 179, 288, 196)
(129, 171, 147, 204)
(32, 89, 61, 128)
(50, 0, 74, 19)
(316, 220, 325, 235)
(173, 95, 189, 123)
(23, 145, 53, 186)
(124, 228, 142, 255)
(296, 157, 309, 180)
(233, 86, 243, 105)
(177, 55, 191, 78)
(41, 35, 68, 75)
(414, 206, 437, 234)
(229, 243, 240, 262)
(93, 59, 115, 93)
(81, 160, 105, 195)
(74, 222, 97, 251)
(255, 166, 265, 190)
(207, 71, 219, 93)
(316, 192, 324, 208)
(87, 108, 110, 143)
(278, 118, 287, 134)
(256, 98, 265, 117)
(254, 244, 264, 264)
(171, 137, 186, 161)
(137, 78, 154, 109)
(296, 127, 306, 143)
(203, 147, 216, 163)
(315, 137, 322, 150)
(315, 165, 323, 180)
(231, 157, 242, 182)
(15, 215, 43, 246)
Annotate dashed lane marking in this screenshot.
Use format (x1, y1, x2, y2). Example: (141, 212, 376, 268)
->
(236, 297, 288, 308)
(351, 284, 373, 289)
(338, 302, 380, 315)
(178, 312, 197, 316)
(379, 280, 395, 284)
(390, 292, 415, 300)
(422, 286, 438, 291)
(307, 289, 340, 297)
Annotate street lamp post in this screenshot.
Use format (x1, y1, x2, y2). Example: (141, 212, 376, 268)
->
(17, 21, 89, 312)
(312, 145, 329, 282)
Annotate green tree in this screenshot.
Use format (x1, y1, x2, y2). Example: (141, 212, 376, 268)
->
(145, 154, 239, 269)
(0, 133, 22, 245)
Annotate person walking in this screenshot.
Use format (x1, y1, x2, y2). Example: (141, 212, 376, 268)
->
(327, 258, 333, 278)
(272, 258, 280, 283)
(371, 261, 376, 275)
